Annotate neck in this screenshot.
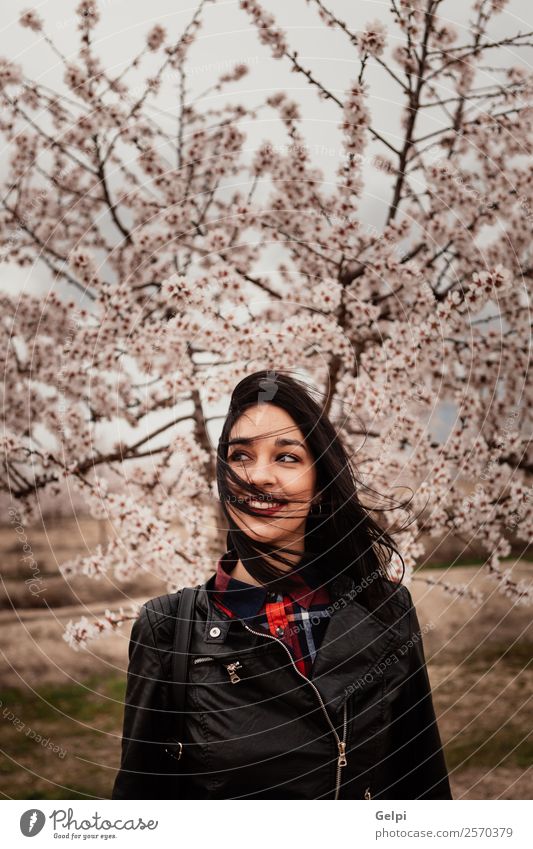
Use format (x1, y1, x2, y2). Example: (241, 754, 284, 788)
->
(230, 548, 305, 587)
(230, 559, 263, 586)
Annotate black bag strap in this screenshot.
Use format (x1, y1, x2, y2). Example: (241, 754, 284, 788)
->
(164, 585, 199, 763)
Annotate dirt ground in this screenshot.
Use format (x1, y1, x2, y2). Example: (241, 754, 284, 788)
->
(0, 516, 531, 800)
(408, 564, 533, 800)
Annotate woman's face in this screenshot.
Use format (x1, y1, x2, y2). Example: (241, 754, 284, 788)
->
(225, 403, 318, 551)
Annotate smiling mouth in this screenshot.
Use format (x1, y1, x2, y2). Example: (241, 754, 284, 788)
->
(236, 496, 286, 514)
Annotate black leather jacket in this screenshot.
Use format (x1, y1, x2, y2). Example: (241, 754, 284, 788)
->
(112, 570, 452, 800)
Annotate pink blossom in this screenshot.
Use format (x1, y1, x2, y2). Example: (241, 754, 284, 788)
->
(240, 0, 288, 59)
(0, 57, 23, 88)
(430, 23, 459, 47)
(19, 9, 43, 32)
(220, 64, 249, 84)
(0, 0, 530, 648)
(76, 1, 100, 30)
(357, 19, 387, 59)
(146, 24, 166, 52)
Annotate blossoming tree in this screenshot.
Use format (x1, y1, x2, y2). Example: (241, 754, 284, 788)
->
(1, 0, 532, 649)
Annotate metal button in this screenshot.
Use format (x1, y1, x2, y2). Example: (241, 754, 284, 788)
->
(275, 626, 284, 637)
(209, 626, 221, 638)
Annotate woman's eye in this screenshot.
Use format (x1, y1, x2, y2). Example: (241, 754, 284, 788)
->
(278, 454, 300, 463)
(228, 452, 246, 462)
(228, 452, 300, 463)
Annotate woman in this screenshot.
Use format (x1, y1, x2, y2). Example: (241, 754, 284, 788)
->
(112, 370, 452, 800)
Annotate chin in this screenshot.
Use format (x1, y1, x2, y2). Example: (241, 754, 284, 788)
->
(241, 521, 291, 542)
(247, 527, 286, 542)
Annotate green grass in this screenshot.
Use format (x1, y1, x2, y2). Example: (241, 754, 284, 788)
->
(446, 726, 533, 770)
(464, 641, 533, 671)
(1, 674, 125, 724)
(0, 674, 126, 799)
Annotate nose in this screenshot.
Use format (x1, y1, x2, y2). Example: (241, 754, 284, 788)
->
(245, 457, 277, 489)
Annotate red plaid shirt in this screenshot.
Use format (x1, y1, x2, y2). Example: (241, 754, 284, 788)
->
(211, 549, 332, 679)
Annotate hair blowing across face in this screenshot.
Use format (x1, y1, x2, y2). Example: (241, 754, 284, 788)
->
(216, 369, 412, 620)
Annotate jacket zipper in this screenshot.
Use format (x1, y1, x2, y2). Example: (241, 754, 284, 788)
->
(193, 646, 372, 798)
(240, 621, 348, 800)
(193, 656, 242, 683)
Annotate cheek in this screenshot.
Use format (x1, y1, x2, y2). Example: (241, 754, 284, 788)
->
(285, 465, 316, 494)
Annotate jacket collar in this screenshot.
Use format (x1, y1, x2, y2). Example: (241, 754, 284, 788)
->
(195, 562, 406, 712)
(196, 549, 329, 644)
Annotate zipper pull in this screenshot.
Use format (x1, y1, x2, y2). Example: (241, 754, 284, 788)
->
(337, 741, 347, 767)
(364, 786, 372, 799)
(224, 661, 242, 683)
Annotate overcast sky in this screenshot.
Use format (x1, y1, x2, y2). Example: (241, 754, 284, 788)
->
(1, 0, 531, 286)
(2, 0, 531, 179)
(1, 1, 531, 444)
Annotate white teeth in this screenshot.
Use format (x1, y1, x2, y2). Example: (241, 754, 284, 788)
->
(248, 499, 281, 510)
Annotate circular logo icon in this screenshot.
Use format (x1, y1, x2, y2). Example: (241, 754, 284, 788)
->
(20, 809, 46, 837)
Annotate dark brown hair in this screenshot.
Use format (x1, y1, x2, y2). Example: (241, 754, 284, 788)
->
(216, 369, 411, 617)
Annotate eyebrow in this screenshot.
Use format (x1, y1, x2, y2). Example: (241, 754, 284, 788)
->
(227, 436, 306, 450)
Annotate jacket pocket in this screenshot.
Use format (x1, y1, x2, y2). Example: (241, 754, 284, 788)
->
(192, 655, 244, 684)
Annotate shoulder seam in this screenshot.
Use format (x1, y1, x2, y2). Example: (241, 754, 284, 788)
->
(145, 591, 182, 630)
(385, 583, 411, 610)
(140, 601, 167, 677)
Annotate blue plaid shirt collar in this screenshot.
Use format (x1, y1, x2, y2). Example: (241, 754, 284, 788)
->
(210, 548, 327, 620)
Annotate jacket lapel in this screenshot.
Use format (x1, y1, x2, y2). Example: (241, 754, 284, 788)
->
(310, 577, 405, 715)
